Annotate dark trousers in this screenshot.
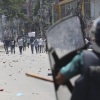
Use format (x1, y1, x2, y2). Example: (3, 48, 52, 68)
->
(19, 46, 23, 54)
(35, 46, 38, 53)
(27, 43, 29, 48)
(45, 44, 48, 53)
(31, 45, 34, 54)
(23, 45, 26, 51)
(5, 45, 9, 54)
(37, 45, 39, 53)
(11, 45, 15, 54)
(4, 44, 6, 51)
(39, 45, 42, 53)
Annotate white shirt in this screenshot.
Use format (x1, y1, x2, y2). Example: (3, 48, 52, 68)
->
(38, 38, 43, 45)
(18, 38, 23, 46)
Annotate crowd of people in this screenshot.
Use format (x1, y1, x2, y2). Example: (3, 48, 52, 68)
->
(3, 36, 47, 55)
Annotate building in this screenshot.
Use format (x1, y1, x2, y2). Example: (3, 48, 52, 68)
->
(53, 0, 79, 22)
(90, 0, 100, 19)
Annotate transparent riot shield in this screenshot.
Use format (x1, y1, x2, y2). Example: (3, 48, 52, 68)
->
(46, 16, 85, 100)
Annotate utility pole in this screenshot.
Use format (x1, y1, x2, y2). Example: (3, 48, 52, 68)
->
(49, 0, 55, 25)
(40, 0, 43, 36)
(0, 15, 3, 41)
(82, 0, 85, 17)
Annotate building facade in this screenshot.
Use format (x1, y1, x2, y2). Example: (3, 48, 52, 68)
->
(91, 0, 100, 19)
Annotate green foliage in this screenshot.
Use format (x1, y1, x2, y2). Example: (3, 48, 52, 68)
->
(33, 0, 49, 17)
(33, 0, 40, 16)
(0, 0, 26, 19)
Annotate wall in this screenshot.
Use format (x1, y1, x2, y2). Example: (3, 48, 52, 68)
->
(91, 0, 100, 19)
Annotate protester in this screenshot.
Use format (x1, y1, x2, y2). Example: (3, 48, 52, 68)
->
(27, 37, 30, 48)
(34, 38, 39, 54)
(23, 37, 27, 51)
(18, 37, 23, 55)
(42, 38, 46, 53)
(38, 38, 43, 53)
(36, 38, 40, 53)
(30, 37, 35, 54)
(4, 39, 10, 54)
(10, 38, 16, 54)
(45, 38, 47, 53)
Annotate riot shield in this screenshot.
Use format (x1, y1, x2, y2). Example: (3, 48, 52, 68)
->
(46, 16, 85, 100)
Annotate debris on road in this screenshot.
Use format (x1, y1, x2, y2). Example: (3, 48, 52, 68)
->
(16, 93, 24, 96)
(0, 89, 4, 91)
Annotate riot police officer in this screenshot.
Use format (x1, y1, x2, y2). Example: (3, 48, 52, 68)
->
(56, 19, 100, 100)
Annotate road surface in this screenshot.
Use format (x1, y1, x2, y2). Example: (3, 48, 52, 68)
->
(0, 46, 78, 100)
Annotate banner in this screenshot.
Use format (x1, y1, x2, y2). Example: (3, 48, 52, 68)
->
(28, 32, 35, 37)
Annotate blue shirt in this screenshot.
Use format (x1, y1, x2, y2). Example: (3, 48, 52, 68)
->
(60, 52, 83, 79)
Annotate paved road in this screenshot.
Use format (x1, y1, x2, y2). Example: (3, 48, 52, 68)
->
(0, 47, 56, 100)
(0, 47, 79, 100)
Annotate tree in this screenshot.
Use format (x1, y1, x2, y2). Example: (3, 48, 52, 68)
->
(33, 0, 51, 36)
(0, 0, 26, 38)
(0, 0, 25, 19)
